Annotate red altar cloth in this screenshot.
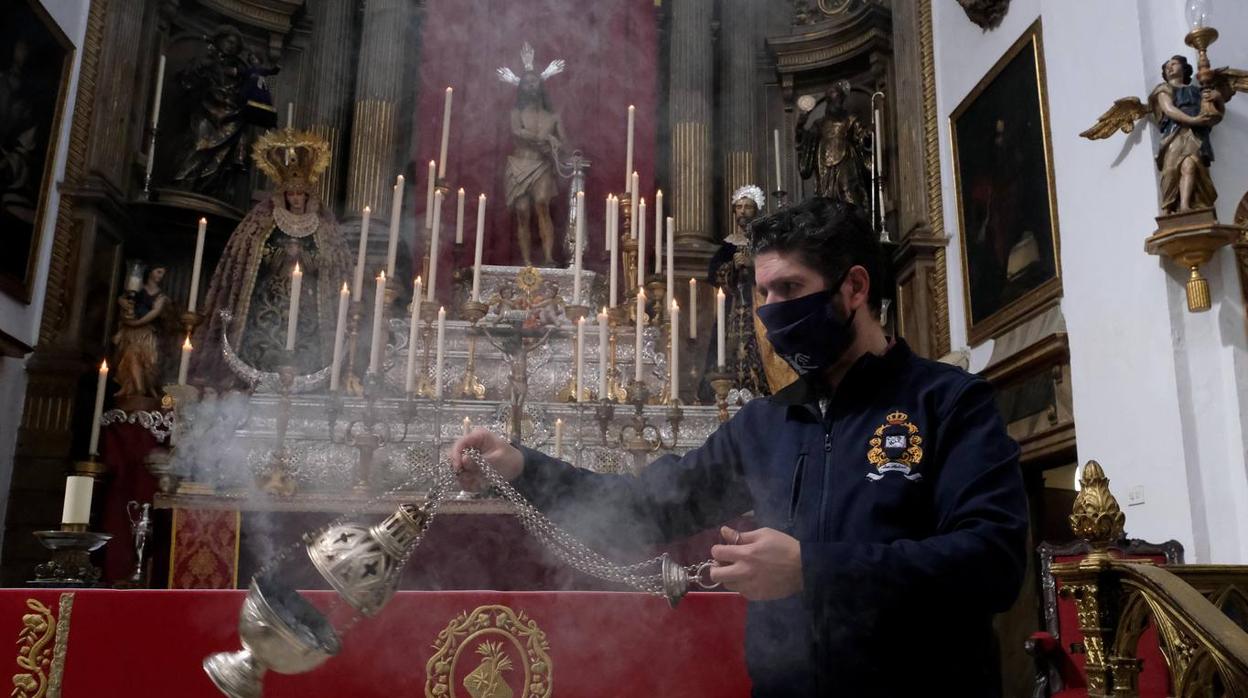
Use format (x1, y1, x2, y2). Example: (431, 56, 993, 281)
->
(2, 589, 749, 697)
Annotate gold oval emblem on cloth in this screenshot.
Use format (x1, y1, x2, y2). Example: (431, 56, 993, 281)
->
(426, 605, 552, 698)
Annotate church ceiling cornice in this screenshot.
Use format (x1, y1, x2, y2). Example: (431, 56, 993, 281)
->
(198, 0, 305, 34)
(768, 3, 891, 75)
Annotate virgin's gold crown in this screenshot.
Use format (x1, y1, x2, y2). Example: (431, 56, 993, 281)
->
(886, 410, 909, 425)
(251, 128, 331, 191)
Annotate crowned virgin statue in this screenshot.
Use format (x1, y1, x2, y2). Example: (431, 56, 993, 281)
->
(191, 129, 351, 387)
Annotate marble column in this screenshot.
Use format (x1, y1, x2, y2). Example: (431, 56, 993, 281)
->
(304, 0, 355, 210)
(720, 0, 762, 232)
(668, 0, 715, 245)
(345, 0, 406, 215)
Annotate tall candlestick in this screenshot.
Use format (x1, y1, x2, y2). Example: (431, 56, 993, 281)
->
(434, 307, 446, 399)
(149, 55, 166, 129)
(689, 278, 698, 339)
(575, 315, 586, 402)
(630, 172, 640, 238)
(406, 278, 422, 394)
(331, 282, 349, 391)
(455, 188, 465, 245)
(287, 102, 294, 129)
(598, 308, 609, 398)
(88, 360, 107, 456)
(285, 263, 302, 351)
(666, 216, 675, 304)
(386, 175, 405, 277)
(428, 190, 443, 301)
(369, 271, 386, 373)
(61, 476, 93, 526)
(874, 105, 887, 230)
(573, 191, 585, 304)
(625, 105, 635, 192)
(609, 197, 619, 307)
(554, 418, 564, 459)
(654, 190, 663, 270)
(438, 87, 453, 178)
(462, 416, 471, 437)
(188, 217, 207, 312)
(773, 129, 783, 192)
(716, 287, 726, 367)
(353, 207, 371, 301)
(635, 290, 645, 382)
(178, 334, 192, 386)
(670, 300, 680, 402)
(637, 197, 647, 287)
(472, 194, 486, 301)
(424, 160, 436, 230)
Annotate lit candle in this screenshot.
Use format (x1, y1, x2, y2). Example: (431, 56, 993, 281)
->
(554, 418, 564, 458)
(178, 334, 192, 386)
(405, 278, 422, 394)
(472, 194, 486, 302)
(598, 307, 609, 398)
(773, 128, 783, 192)
(462, 416, 472, 436)
(455, 187, 465, 245)
(438, 87, 453, 179)
(609, 196, 619, 307)
(630, 172, 640, 239)
(386, 175, 404, 278)
(670, 300, 680, 402)
(331, 282, 349, 391)
(285, 263, 302, 352)
(654, 189, 663, 271)
(666, 216, 675, 305)
(287, 102, 295, 129)
(188, 217, 206, 313)
(424, 160, 436, 230)
(573, 191, 585, 305)
(637, 197, 647, 287)
(625, 105, 635, 193)
(434, 306, 446, 399)
(635, 290, 645, 382)
(428, 190, 443, 302)
(689, 278, 698, 340)
(369, 271, 386, 373)
(88, 360, 107, 456)
(353, 207, 371, 301)
(61, 475, 93, 526)
(575, 315, 585, 402)
(716, 287, 726, 367)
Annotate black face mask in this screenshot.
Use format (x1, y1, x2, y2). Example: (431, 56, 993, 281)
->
(757, 289, 856, 375)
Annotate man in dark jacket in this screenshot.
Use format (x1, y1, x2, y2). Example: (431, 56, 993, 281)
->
(451, 197, 1028, 697)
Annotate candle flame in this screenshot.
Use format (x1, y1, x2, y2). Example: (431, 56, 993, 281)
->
(414, 276, 422, 288)
(628, 104, 635, 111)
(458, 187, 465, 194)
(656, 189, 662, 196)
(556, 417, 563, 426)
(199, 217, 207, 225)
(671, 299, 679, 311)
(341, 282, 349, 294)
(99, 359, 108, 372)
(293, 262, 301, 275)
(479, 193, 486, 200)
(183, 335, 193, 350)
(446, 86, 453, 93)
(690, 278, 696, 286)
(379, 270, 386, 281)
(577, 315, 585, 324)
(364, 205, 371, 213)
(397, 174, 404, 183)
(600, 306, 607, 315)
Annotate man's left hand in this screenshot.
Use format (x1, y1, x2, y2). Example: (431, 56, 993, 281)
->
(709, 526, 803, 601)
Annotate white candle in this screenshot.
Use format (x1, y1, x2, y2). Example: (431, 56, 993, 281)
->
(406, 277, 422, 394)
(630, 172, 640, 239)
(635, 290, 645, 382)
(428, 190, 443, 301)
(386, 175, 404, 277)
(438, 87, 453, 179)
(331, 282, 349, 391)
(609, 197, 619, 307)
(573, 191, 585, 305)
(874, 107, 887, 227)
(773, 128, 783, 192)
(434, 306, 446, 399)
(462, 416, 472, 436)
(666, 216, 675, 305)
(472, 194, 486, 302)
(654, 189, 663, 270)
(149, 55, 166, 129)
(178, 334, 191, 386)
(88, 360, 107, 456)
(716, 287, 726, 367)
(625, 105, 635, 193)
(554, 418, 564, 459)
(604, 194, 613, 248)
(61, 475, 93, 526)
(285, 263, 302, 352)
(353, 207, 371, 301)
(455, 187, 465, 245)
(637, 197, 647, 287)
(598, 307, 609, 398)
(369, 271, 386, 373)
(287, 102, 294, 129)
(689, 278, 698, 340)
(188, 217, 207, 313)
(670, 300, 680, 402)
(424, 160, 436, 230)
(576, 315, 586, 402)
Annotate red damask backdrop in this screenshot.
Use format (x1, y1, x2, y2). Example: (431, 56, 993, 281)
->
(410, 0, 660, 299)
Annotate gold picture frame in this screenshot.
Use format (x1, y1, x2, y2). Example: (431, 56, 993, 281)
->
(950, 19, 1062, 345)
(0, 0, 74, 304)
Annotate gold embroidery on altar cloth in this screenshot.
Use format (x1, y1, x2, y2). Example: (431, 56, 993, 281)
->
(426, 605, 552, 698)
(12, 593, 74, 698)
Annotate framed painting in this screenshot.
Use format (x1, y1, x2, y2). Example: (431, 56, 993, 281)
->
(951, 20, 1061, 345)
(0, 0, 74, 303)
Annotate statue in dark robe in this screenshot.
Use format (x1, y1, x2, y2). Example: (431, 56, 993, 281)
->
(796, 80, 870, 207)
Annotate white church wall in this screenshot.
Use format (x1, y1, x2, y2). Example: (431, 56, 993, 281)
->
(932, 0, 1248, 561)
(0, 0, 90, 547)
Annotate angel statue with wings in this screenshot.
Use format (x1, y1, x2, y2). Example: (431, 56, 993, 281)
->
(1082, 53, 1248, 214)
(498, 43, 568, 267)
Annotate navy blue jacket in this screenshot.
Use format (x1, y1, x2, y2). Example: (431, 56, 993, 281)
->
(512, 340, 1028, 696)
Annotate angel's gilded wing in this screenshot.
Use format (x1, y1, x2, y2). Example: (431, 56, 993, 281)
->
(1079, 97, 1149, 140)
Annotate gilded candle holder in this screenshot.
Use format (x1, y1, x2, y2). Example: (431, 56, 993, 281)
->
(260, 360, 298, 496)
(707, 367, 733, 424)
(456, 300, 489, 400)
(415, 303, 440, 398)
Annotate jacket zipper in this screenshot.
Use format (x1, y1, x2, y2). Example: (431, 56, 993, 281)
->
(818, 425, 834, 539)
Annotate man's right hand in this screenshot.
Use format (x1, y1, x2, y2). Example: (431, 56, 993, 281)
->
(450, 428, 524, 491)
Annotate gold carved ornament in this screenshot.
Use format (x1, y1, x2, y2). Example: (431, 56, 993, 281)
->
(1069, 460, 1125, 562)
(426, 605, 552, 698)
(12, 594, 73, 698)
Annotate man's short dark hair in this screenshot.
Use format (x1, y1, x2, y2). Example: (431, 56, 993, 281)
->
(748, 197, 884, 311)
